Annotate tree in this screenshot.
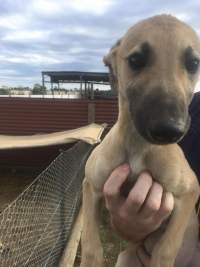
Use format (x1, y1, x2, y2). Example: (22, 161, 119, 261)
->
(32, 84, 46, 95)
(0, 88, 9, 95)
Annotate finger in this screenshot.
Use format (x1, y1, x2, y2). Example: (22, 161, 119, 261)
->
(124, 172, 153, 214)
(139, 182, 163, 218)
(136, 245, 151, 267)
(154, 191, 174, 224)
(103, 163, 130, 210)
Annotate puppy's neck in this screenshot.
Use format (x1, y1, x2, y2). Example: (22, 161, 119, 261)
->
(117, 97, 151, 155)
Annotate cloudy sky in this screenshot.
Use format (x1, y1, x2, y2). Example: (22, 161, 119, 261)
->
(1, 0, 200, 87)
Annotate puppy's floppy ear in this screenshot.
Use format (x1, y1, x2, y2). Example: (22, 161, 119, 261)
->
(103, 39, 121, 91)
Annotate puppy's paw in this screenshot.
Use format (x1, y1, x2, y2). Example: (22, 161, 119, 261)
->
(150, 254, 174, 267)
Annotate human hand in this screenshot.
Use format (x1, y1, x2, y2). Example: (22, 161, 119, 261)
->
(103, 163, 174, 243)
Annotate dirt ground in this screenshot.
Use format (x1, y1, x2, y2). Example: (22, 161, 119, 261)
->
(0, 168, 39, 212)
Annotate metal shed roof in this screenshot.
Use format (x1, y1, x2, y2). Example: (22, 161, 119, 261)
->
(42, 71, 109, 84)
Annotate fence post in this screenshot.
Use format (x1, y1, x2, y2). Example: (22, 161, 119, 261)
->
(88, 102, 95, 124)
(59, 208, 83, 267)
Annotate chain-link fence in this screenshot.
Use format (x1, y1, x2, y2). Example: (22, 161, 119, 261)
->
(0, 141, 93, 267)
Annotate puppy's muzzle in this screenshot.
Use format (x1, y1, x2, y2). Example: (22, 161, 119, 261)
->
(132, 93, 190, 145)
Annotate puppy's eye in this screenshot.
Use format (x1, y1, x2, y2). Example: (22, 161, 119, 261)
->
(128, 42, 151, 71)
(184, 47, 200, 74)
(185, 57, 200, 74)
(128, 52, 147, 71)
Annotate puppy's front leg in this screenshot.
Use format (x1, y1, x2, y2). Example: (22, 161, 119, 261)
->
(80, 178, 104, 267)
(150, 187, 199, 267)
(115, 244, 142, 267)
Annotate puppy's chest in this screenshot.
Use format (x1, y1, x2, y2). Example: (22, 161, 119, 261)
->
(120, 154, 146, 197)
(125, 141, 148, 178)
(129, 154, 146, 178)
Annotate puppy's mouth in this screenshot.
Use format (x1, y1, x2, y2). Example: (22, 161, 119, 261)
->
(136, 116, 191, 145)
(127, 87, 191, 145)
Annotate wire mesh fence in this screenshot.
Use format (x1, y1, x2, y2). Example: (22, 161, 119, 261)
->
(0, 141, 93, 267)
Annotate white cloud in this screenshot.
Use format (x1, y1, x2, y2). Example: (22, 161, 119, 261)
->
(0, 51, 76, 65)
(0, 14, 27, 30)
(0, 54, 59, 64)
(31, 0, 63, 15)
(68, 46, 107, 55)
(63, 26, 90, 36)
(196, 28, 200, 37)
(0, 69, 19, 75)
(68, 0, 114, 15)
(175, 12, 191, 22)
(31, 0, 114, 16)
(2, 30, 50, 42)
(63, 25, 118, 39)
(1, 0, 200, 87)
(0, 76, 40, 87)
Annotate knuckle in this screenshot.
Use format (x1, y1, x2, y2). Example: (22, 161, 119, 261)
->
(103, 187, 116, 199)
(103, 181, 118, 198)
(112, 168, 126, 180)
(129, 194, 145, 206)
(162, 202, 173, 214)
(110, 168, 120, 178)
(147, 200, 160, 212)
(162, 192, 174, 213)
(139, 172, 153, 186)
(151, 218, 162, 228)
(154, 182, 163, 193)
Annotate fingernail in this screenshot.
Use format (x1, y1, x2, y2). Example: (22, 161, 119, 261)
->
(121, 163, 130, 172)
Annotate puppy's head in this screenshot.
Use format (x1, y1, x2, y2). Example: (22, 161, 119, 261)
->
(104, 15, 200, 144)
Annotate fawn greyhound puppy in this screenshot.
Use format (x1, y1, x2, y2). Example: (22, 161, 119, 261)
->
(80, 15, 200, 267)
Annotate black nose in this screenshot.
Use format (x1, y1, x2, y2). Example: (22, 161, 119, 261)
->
(149, 121, 185, 144)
